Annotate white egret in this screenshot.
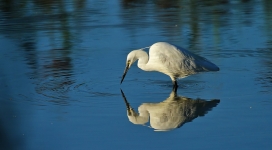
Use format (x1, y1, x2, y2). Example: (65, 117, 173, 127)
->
(120, 88, 220, 131)
(121, 42, 219, 87)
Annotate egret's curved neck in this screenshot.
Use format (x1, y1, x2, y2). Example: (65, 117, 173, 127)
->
(135, 50, 152, 71)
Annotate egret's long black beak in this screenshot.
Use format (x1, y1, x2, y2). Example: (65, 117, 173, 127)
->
(120, 63, 130, 84)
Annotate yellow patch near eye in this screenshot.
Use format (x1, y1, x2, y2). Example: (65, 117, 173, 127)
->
(127, 60, 131, 65)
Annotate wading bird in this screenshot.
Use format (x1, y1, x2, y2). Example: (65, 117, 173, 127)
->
(120, 42, 219, 88)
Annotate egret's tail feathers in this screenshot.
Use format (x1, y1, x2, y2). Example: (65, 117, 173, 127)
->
(204, 62, 220, 71)
(196, 59, 220, 72)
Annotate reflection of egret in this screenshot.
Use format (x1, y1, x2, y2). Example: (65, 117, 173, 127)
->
(121, 42, 219, 88)
(120, 88, 220, 131)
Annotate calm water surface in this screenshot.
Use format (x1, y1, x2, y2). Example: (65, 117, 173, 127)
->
(0, 0, 272, 150)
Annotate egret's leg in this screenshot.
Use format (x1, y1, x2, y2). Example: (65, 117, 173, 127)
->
(172, 83, 178, 95)
(169, 84, 178, 98)
(172, 80, 178, 90)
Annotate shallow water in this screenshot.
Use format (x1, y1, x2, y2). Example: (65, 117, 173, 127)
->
(0, 0, 272, 150)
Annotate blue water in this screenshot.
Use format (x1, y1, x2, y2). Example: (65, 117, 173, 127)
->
(0, 0, 272, 150)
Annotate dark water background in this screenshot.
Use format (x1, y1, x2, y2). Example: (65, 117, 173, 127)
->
(0, 0, 272, 150)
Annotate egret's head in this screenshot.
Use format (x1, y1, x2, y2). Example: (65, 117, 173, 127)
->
(120, 50, 138, 84)
(127, 50, 139, 67)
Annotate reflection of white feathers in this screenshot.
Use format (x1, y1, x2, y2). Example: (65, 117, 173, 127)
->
(121, 90, 220, 131)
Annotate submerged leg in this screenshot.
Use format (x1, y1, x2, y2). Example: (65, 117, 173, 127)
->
(172, 80, 178, 90)
(170, 76, 178, 90)
(169, 80, 178, 98)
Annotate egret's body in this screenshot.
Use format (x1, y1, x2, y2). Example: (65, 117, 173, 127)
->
(121, 42, 219, 87)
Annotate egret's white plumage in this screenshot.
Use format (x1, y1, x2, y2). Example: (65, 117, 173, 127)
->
(121, 42, 219, 87)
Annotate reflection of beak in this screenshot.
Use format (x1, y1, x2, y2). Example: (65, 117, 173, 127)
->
(120, 89, 135, 116)
(121, 89, 129, 108)
(120, 63, 130, 84)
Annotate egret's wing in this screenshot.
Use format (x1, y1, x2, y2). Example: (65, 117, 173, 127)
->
(149, 42, 219, 73)
(148, 42, 195, 75)
(148, 43, 183, 68)
(174, 45, 219, 71)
